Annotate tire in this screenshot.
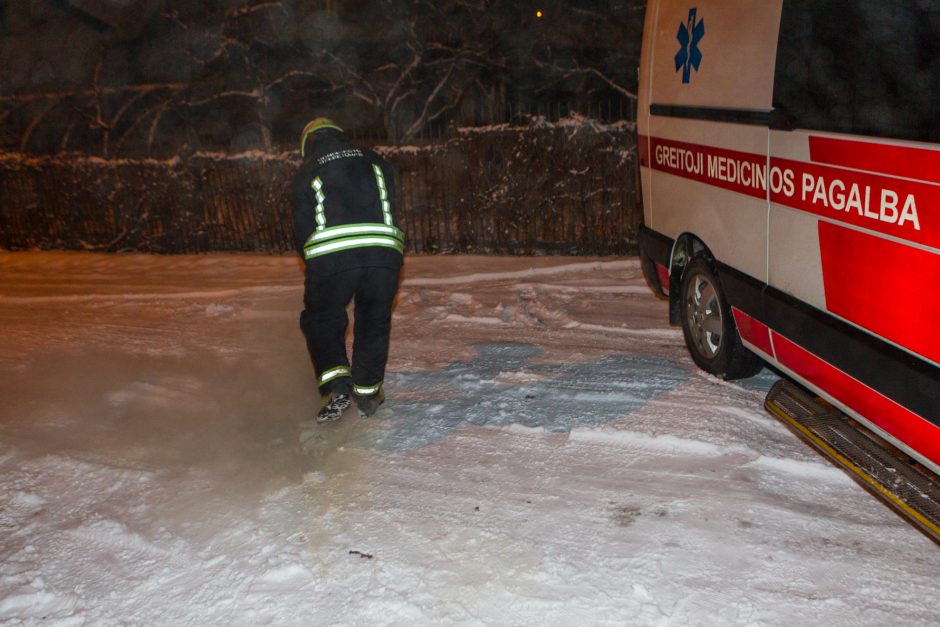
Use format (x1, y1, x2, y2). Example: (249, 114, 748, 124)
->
(679, 255, 763, 380)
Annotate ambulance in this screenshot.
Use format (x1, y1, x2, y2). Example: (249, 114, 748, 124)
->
(637, 0, 940, 535)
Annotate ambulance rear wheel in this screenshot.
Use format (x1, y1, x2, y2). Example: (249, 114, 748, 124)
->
(679, 256, 763, 380)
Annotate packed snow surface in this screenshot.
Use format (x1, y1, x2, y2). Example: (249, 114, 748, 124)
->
(0, 252, 938, 625)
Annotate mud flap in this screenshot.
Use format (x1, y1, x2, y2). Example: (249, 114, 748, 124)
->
(765, 378, 940, 544)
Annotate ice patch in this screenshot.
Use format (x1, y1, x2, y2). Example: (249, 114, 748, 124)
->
(357, 343, 688, 452)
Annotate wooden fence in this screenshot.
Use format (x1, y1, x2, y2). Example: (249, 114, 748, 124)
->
(0, 121, 640, 255)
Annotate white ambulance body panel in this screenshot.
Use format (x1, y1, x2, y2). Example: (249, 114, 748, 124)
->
(646, 119, 769, 282)
(646, 0, 781, 110)
(641, 0, 782, 282)
(764, 130, 825, 307)
(637, 0, 940, 475)
(766, 205, 825, 306)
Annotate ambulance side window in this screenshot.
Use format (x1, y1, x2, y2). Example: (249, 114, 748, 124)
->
(773, 0, 940, 143)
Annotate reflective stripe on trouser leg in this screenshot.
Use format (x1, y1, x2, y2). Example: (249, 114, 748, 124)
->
(319, 366, 351, 387)
(353, 382, 382, 396)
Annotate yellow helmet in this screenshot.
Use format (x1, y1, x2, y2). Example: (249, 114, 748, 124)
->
(300, 117, 343, 156)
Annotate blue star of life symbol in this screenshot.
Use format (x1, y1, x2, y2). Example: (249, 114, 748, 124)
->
(675, 8, 704, 83)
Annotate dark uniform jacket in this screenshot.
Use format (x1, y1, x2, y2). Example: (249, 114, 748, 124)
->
(290, 130, 404, 276)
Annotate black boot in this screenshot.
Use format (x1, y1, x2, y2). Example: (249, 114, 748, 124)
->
(354, 390, 385, 417)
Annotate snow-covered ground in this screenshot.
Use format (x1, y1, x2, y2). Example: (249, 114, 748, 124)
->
(0, 252, 937, 626)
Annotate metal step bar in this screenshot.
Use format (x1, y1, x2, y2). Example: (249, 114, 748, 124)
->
(765, 378, 940, 544)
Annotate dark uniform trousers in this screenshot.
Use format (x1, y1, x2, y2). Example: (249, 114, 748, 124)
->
(300, 265, 400, 395)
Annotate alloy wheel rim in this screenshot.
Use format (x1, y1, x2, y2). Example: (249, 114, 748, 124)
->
(685, 274, 722, 359)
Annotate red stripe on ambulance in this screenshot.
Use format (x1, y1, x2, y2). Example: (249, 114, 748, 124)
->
(818, 222, 940, 365)
(731, 307, 774, 358)
(809, 136, 940, 186)
(769, 155, 935, 249)
(771, 332, 940, 468)
(655, 263, 670, 294)
(645, 135, 766, 200)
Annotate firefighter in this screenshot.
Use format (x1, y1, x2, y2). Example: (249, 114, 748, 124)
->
(290, 118, 404, 422)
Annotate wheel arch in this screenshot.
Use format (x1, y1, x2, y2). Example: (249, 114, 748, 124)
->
(667, 233, 713, 325)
